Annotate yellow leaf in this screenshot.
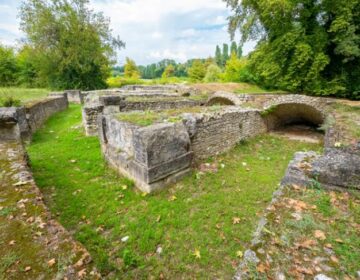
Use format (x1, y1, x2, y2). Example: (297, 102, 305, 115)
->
(169, 195, 177, 201)
(193, 249, 201, 259)
(314, 230, 326, 240)
(232, 217, 241, 224)
(47, 258, 56, 267)
(121, 185, 128, 190)
(236, 251, 243, 258)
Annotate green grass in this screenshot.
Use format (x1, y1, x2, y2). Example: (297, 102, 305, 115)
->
(232, 83, 286, 94)
(0, 87, 49, 105)
(116, 106, 218, 126)
(27, 104, 321, 278)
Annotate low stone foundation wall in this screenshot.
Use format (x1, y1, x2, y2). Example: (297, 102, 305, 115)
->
(0, 107, 29, 141)
(183, 108, 267, 161)
(82, 96, 203, 136)
(99, 107, 267, 192)
(99, 115, 193, 193)
(0, 94, 68, 142)
(26, 95, 68, 132)
(64, 90, 90, 104)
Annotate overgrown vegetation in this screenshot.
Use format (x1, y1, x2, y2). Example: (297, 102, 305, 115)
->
(225, 0, 360, 99)
(27, 105, 321, 278)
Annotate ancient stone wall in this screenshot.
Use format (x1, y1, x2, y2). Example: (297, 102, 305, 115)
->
(262, 95, 329, 130)
(183, 108, 267, 161)
(99, 114, 193, 193)
(0, 107, 29, 142)
(0, 94, 68, 142)
(99, 107, 267, 192)
(82, 96, 203, 136)
(26, 95, 68, 132)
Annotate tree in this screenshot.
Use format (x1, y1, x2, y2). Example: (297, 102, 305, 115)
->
(222, 44, 229, 66)
(225, 0, 360, 99)
(16, 45, 39, 87)
(187, 60, 206, 81)
(237, 46, 243, 58)
(162, 64, 175, 78)
(0, 44, 17, 86)
(124, 58, 140, 79)
(215, 45, 222, 66)
(230, 42, 237, 56)
(204, 64, 222, 82)
(222, 53, 253, 83)
(19, 0, 125, 90)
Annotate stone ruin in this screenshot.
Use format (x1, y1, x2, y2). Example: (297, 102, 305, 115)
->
(80, 86, 360, 193)
(1, 85, 359, 194)
(0, 84, 359, 279)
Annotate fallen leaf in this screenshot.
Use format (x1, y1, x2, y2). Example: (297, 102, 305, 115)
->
(297, 239, 317, 249)
(314, 230, 326, 240)
(330, 255, 339, 264)
(232, 217, 241, 224)
(257, 263, 266, 273)
(236, 251, 243, 258)
(335, 238, 344, 243)
(9, 240, 16, 246)
(121, 185, 128, 190)
(25, 266, 31, 272)
(296, 266, 313, 275)
(169, 195, 177, 201)
(193, 249, 201, 259)
(78, 268, 87, 278)
(156, 215, 161, 222)
(47, 258, 56, 267)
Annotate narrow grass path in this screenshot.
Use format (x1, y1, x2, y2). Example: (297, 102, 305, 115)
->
(27, 104, 322, 279)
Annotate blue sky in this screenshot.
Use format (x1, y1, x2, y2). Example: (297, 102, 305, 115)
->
(0, 0, 256, 65)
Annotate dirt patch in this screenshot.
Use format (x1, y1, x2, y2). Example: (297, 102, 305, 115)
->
(271, 125, 324, 144)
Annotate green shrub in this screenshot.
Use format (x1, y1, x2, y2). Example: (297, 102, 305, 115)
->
(0, 96, 21, 107)
(106, 76, 144, 88)
(204, 64, 222, 82)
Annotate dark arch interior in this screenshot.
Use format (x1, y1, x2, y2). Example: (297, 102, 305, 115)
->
(265, 104, 325, 142)
(266, 103, 324, 129)
(207, 97, 235, 106)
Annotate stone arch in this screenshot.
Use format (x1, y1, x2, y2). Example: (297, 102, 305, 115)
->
(262, 95, 327, 130)
(207, 91, 243, 106)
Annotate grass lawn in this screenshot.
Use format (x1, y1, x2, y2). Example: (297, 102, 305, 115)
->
(0, 87, 49, 104)
(191, 82, 287, 94)
(27, 104, 321, 279)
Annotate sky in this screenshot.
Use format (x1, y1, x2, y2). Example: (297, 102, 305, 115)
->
(0, 0, 256, 65)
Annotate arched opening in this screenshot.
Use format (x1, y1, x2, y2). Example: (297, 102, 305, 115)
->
(264, 103, 325, 143)
(207, 97, 236, 106)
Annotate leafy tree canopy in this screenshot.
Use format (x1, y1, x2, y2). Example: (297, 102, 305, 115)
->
(187, 59, 206, 82)
(225, 0, 360, 99)
(124, 57, 140, 79)
(19, 0, 124, 90)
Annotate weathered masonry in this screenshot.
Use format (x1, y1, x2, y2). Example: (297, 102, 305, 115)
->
(0, 94, 68, 142)
(98, 107, 266, 192)
(82, 87, 204, 136)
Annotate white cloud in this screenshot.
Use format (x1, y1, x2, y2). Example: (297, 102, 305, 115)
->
(0, 0, 256, 64)
(151, 31, 163, 39)
(149, 50, 188, 62)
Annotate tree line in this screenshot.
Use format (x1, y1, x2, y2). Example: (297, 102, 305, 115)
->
(225, 0, 360, 99)
(0, 0, 123, 90)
